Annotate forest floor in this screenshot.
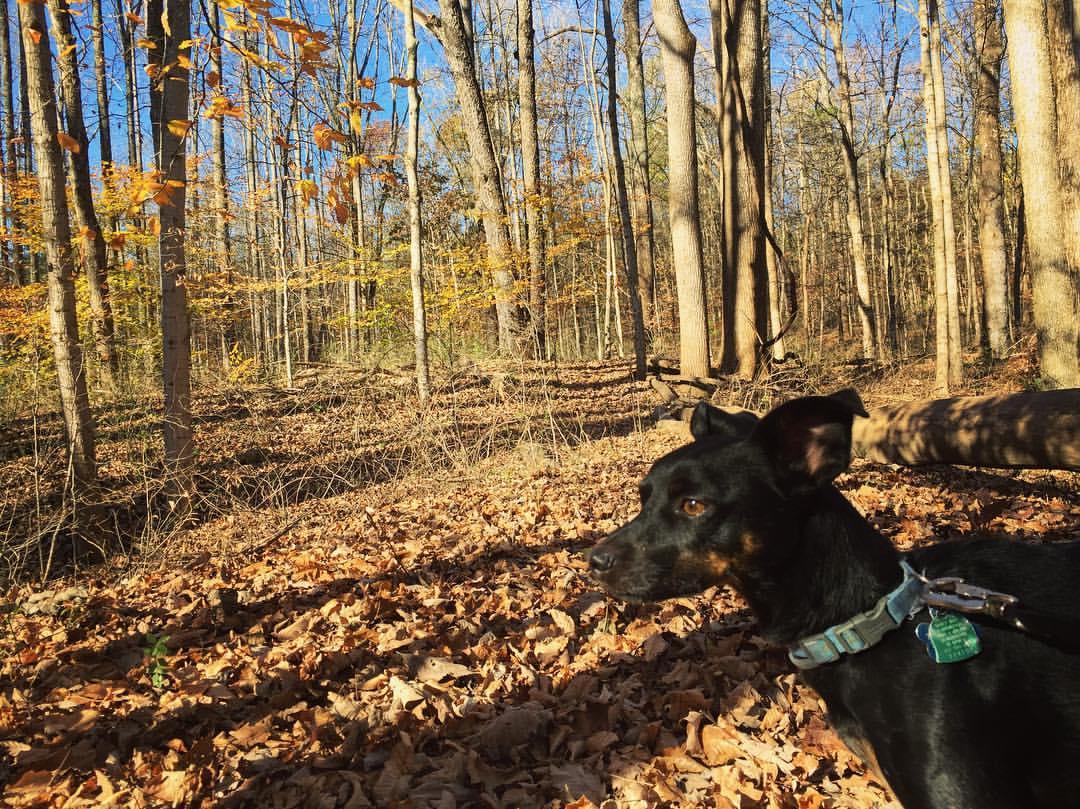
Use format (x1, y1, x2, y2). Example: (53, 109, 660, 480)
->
(1, 350, 1078, 807)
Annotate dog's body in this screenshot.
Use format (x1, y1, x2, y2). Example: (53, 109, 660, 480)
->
(588, 392, 1080, 809)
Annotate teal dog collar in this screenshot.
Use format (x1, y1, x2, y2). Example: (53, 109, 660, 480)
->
(789, 561, 924, 670)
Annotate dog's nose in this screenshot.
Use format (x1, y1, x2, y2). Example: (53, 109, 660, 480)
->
(588, 547, 615, 573)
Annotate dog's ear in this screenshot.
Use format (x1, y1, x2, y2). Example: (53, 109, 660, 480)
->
(690, 401, 758, 442)
(751, 392, 866, 491)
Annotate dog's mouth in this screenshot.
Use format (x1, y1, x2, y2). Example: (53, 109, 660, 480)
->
(586, 541, 732, 604)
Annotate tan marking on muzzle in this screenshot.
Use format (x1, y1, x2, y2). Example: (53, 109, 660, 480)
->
(702, 550, 731, 582)
(740, 530, 762, 557)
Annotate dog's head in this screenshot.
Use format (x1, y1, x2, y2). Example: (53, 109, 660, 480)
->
(587, 390, 868, 602)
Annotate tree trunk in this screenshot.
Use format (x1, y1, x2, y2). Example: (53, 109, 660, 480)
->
(654, 0, 711, 379)
(851, 390, 1080, 470)
(919, 0, 961, 393)
(602, 0, 646, 378)
(0, 0, 18, 285)
(90, 0, 111, 171)
(974, 0, 1010, 360)
(1003, 0, 1080, 386)
(148, 0, 195, 513)
(435, 0, 517, 353)
(823, 0, 877, 361)
(48, 0, 116, 388)
(1046, 0, 1080, 282)
(18, 0, 96, 485)
(761, 0, 785, 360)
(663, 391, 1080, 470)
(713, 0, 768, 379)
(403, 0, 430, 402)
(117, 0, 141, 170)
(929, 0, 964, 384)
(518, 0, 546, 360)
(211, 1, 234, 359)
(621, 0, 657, 329)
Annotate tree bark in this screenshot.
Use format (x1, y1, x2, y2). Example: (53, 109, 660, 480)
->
(518, 0, 546, 360)
(117, 0, 141, 170)
(147, 0, 195, 513)
(929, 0, 964, 384)
(0, 0, 18, 285)
(1003, 0, 1080, 386)
(823, 0, 877, 361)
(210, 1, 234, 358)
(713, 0, 768, 379)
(974, 0, 1010, 360)
(48, 0, 117, 388)
(919, 0, 961, 393)
(90, 0, 111, 171)
(662, 392, 1080, 471)
(602, 0, 646, 378)
(851, 390, 1080, 470)
(404, 0, 430, 402)
(435, 0, 518, 353)
(1046, 0, 1080, 283)
(621, 0, 657, 330)
(18, 0, 96, 485)
(654, 0, 711, 379)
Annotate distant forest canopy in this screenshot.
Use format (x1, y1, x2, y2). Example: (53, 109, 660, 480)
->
(0, 0, 1078, 502)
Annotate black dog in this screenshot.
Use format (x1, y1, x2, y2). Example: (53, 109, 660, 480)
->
(588, 391, 1080, 808)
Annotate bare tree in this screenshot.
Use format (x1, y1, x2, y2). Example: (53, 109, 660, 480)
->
(712, 0, 769, 378)
(621, 0, 657, 328)
(654, 0, 711, 378)
(17, 0, 96, 485)
(518, 0, 546, 359)
(1003, 0, 1080, 385)
(822, 0, 878, 360)
(919, 0, 963, 392)
(404, 0, 430, 401)
(974, 0, 1010, 359)
(602, 0, 646, 378)
(1046, 0, 1080, 280)
(0, 0, 17, 285)
(48, 0, 117, 388)
(148, 0, 195, 512)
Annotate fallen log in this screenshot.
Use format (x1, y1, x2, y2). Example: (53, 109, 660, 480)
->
(656, 389, 1080, 471)
(851, 389, 1080, 471)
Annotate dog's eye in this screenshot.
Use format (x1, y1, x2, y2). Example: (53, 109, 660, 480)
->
(680, 498, 708, 517)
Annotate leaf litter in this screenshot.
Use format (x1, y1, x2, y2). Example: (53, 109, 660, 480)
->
(2, 362, 1077, 807)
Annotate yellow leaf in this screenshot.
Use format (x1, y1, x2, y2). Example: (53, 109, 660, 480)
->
(296, 178, 318, 205)
(167, 119, 192, 138)
(79, 226, 97, 243)
(61, 44, 77, 58)
(346, 154, 372, 171)
(136, 37, 157, 49)
(388, 76, 418, 88)
(349, 108, 363, 136)
(357, 77, 375, 90)
(177, 54, 192, 69)
(312, 122, 346, 151)
(124, 12, 144, 25)
(161, 8, 171, 37)
(148, 217, 161, 235)
(57, 132, 80, 153)
(108, 232, 127, 249)
(25, 27, 42, 45)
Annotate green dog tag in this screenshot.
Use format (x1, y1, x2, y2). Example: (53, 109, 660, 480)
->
(915, 612, 982, 663)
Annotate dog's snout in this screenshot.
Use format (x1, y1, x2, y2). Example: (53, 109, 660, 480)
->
(588, 547, 616, 573)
